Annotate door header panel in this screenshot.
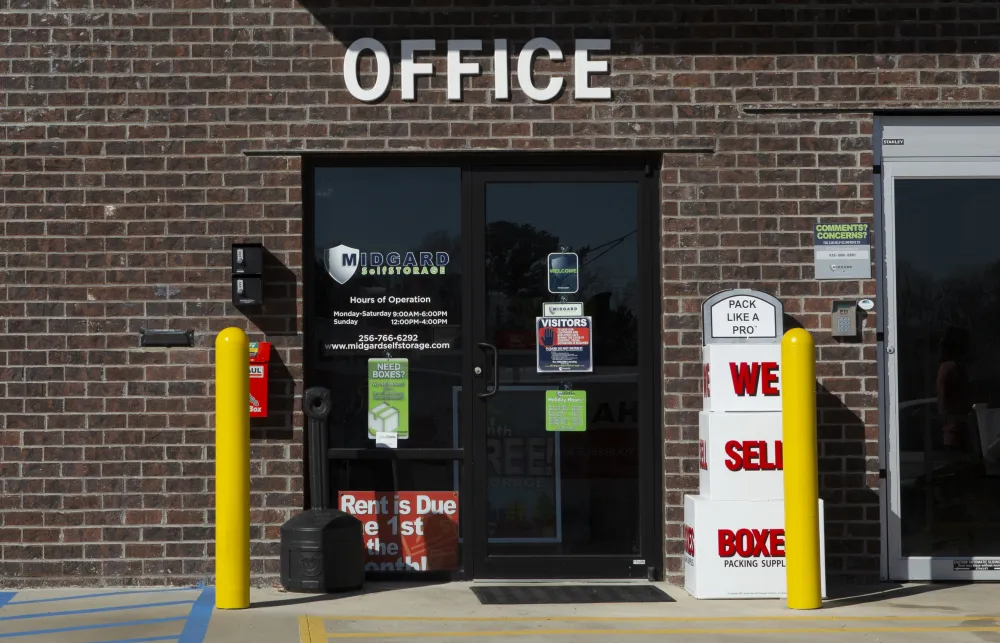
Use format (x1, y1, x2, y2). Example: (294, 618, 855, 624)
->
(881, 116, 1000, 160)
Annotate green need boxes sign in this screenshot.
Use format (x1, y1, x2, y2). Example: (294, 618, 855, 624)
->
(368, 358, 409, 439)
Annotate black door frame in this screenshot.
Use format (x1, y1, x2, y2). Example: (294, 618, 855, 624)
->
(302, 153, 663, 581)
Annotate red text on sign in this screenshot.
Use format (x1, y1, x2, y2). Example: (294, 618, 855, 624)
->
(724, 440, 783, 471)
(729, 362, 779, 397)
(685, 525, 695, 556)
(717, 528, 785, 558)
(699, 440, 707, 470)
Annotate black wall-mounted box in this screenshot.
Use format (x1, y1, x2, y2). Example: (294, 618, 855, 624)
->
(233, 275, 263, 307)
(232, 243, 263, 276)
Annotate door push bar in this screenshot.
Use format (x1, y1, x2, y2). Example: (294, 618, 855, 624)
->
(477, 342, 499, 399)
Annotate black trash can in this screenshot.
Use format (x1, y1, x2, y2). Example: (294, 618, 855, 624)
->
(279, 508, 365, 593)
(278, 386, 366, 593)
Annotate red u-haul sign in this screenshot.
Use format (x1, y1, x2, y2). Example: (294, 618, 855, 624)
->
(702, 344, 781, 413)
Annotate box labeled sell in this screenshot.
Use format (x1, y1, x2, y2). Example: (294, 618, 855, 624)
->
(699, 411, 784, 502)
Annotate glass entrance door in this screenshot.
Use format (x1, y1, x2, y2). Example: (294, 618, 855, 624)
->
(469, 168, 659, 579)
(885, 161, 1000, 580)
(306, 159, 659, 581)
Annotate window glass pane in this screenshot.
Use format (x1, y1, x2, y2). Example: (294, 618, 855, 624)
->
(311, 167, 463, 449)
(483, 181, 641, 556)
(894, 178, 1000, 557)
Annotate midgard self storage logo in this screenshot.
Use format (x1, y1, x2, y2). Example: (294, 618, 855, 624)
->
(718, 528, 785, 568)
(324, 245, 450, 284)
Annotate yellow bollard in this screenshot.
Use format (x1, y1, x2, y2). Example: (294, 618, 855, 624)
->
(781, 328, 822, 610)
(215, 327, 250, 609)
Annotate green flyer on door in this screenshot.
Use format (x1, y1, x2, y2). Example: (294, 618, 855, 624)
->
(545, 390, 587, 432)
(368, 358, 409, 439)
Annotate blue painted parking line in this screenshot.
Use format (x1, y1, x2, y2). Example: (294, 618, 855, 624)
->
(8, 588, 199, 606)
(177, 587, 214, 643)
(0, 599, 195, 622)
(0, 615, 186, 639)
(0, 587, 213, 643)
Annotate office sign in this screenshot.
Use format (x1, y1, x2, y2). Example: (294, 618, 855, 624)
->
(536, 316, 592, 373)
(343, 38, 612, 103)
(813, 222, 872, 280)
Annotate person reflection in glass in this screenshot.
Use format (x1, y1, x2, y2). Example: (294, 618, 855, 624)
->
(936, 325, 973, 452)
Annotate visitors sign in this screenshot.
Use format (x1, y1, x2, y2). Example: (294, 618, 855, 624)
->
(536, 317, 592, 373)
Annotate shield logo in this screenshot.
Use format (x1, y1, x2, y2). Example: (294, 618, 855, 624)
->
(324, 245, 360, 284)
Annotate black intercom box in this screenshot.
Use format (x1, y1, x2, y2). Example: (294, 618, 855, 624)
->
(232, 243, 264, 306)
(232, 275, 263, 307)
(232, 243, 263, 276)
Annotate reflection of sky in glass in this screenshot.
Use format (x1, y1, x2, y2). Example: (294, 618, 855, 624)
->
(895, 178, 1000, 393)
(486, 182, 637, 288)
(314, 167, 462, 259)
(896, 178, 1000, 278)
(486, 182, 638, 314)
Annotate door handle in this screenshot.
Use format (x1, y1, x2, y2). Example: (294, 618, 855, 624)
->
(477, 342, 498, 399)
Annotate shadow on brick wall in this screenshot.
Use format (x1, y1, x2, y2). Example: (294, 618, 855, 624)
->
(244, 248, 300, 441)
(245, 248, 299, 339)
(300, 1, 999, 58)
(250, 352, 295, 442)
(816, 382, 880, 581)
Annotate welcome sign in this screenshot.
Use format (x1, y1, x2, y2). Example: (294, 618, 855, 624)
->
(342, 37, 612, 102)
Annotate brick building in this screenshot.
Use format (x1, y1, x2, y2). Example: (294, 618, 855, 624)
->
(3, 0, 1000, 588)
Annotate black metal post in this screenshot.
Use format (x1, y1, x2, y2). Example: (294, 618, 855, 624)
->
(303, 387, 332, 510)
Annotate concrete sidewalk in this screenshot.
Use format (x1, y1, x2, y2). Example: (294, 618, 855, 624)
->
(223, 581, 999, 643)
(3, 581, 1000, 642)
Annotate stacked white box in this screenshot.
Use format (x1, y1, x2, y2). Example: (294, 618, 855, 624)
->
(702, 344, 783, 413)
(698, 410, 784, 502)
(685, 289, 826, 600)
(683, 495, 827, 599)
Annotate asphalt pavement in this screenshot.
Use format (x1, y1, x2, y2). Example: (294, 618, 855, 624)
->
(2, 581, 1000, 643)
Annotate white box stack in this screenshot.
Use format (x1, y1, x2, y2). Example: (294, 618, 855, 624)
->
(684, 290, 826, 599)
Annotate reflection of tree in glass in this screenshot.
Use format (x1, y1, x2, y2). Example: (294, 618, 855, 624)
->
(486, 220, 638, 365)
(587, 290, 638, 366)
(896, 259, 1000, 403)
(507, 500, 525, 522)
(533, 492, 555, 527)
(486, 221, 560, 298)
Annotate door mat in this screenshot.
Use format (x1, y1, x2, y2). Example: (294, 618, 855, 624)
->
(470, 584, 674, 605)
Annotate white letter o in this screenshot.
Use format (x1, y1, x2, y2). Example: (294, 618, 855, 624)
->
(344, 37, 391, 102)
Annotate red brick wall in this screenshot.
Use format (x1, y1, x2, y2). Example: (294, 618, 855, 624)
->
(2, 0, 999, 586)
